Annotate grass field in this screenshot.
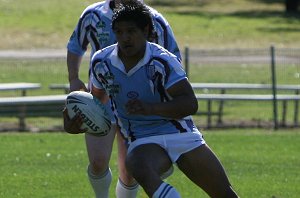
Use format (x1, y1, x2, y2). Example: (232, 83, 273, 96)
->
(0, 129, 299, 197)
(0, 0, 299, 49)
(0, 1, 299, 197)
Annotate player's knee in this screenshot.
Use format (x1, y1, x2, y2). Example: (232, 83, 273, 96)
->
(118, 164, 136, 185)
(125, 153, 138, 175)
(125, 154, 149, 180)
(89, 157, 109, 174)
(119, 174, 137, 187)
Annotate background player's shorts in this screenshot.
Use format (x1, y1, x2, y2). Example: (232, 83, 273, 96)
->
(127, 131, 206, 163)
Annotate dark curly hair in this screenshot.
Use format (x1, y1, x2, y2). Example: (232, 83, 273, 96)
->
(112, 0, 156, 39)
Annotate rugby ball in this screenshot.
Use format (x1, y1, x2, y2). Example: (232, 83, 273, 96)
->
(65, 91, 111, 136)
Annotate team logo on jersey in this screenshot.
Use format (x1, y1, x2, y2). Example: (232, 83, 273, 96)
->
(105, 84, 120, 96)
(102, 73, 119, 96)
(98, 32, 110, 42)
(104, 72, 114, 80)
(96, 20, 106, 28)
(145, 64, 156, 80)
(127, 91, 139, 99)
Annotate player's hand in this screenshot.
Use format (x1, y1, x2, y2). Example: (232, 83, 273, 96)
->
(62, 107, 87, 134)
(69, 78, 88, 92)
(125, 99, 153, 115)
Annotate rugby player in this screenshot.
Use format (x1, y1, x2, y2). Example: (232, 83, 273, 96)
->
(64, 0, 181, 197)
(91, 1, 239, 197)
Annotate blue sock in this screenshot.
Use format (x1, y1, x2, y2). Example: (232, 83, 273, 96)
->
(152, 182, 181, 198)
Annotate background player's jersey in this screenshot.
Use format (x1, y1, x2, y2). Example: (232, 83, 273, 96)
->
(91, 42, 197, 141)
(67, 0, 182, 61)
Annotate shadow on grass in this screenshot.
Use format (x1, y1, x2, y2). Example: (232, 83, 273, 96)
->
(168, 9, 300, 33)
(171, 9, 299, 19)
(148, 0, 208, 7)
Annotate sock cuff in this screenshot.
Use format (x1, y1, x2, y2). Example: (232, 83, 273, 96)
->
(87, 165, 111, 180)
(117, 178, 139, 190)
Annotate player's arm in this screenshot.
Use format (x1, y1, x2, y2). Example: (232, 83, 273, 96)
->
(126, 79, 198, 119)
(63, 51, 88, 134)
(64, 50, 88, 133)
(67, 51, 88, 92)
(67, 7, 99, 92)
(160, 79, 198, 118)
(91, 84, 109, 105)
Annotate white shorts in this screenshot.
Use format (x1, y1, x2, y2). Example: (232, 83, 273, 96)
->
(127, 131, 206, 163)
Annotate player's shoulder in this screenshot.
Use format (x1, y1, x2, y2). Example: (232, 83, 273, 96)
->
(149, 42, 177, 61)
(93, 44, 116, 60)
(80, 1, 106, 17)
(147, 6, 169, 25)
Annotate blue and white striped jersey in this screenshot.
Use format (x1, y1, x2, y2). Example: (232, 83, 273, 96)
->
(67, 0, 181, 60)
(91, 42, 197, 140)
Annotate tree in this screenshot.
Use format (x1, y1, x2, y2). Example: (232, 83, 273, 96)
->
(285, 0, 299, 12)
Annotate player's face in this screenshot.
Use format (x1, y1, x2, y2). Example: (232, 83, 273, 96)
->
(114, 21, 148, 58)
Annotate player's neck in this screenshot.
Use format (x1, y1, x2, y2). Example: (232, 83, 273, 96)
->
(119, 48, 145, 73)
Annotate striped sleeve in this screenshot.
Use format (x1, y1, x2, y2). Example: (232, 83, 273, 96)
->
(151, 10, 182, 61)
(67, 8, 101, 56)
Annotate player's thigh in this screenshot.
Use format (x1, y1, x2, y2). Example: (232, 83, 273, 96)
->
(176, 144, 231, 192)
(116, 128, 137, 184)
(85, 124, 117, 162)
(126, 143, 172, 176)
(116, 128, 128, 165)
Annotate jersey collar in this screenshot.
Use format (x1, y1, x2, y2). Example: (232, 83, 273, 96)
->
(110, 42, 151, 76)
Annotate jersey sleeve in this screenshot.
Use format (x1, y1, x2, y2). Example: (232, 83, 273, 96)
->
(151, 10, 182, 61)
(67, 7, 98, 56)
(164, 55, 187, 89)
(90, 53, 105, 89)
(90, 71, 103, 90)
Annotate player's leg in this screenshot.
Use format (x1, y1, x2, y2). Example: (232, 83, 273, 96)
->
(176, 144, 239, 198)
(85, 124, 117, 198)
(125, 143, 179, 198)
(115, 128, 139, 198)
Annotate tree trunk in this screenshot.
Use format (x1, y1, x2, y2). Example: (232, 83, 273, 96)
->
(285, 0, 299, 12)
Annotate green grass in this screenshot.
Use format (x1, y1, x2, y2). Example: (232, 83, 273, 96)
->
(0, 129, 299, 197)
(189, 64, 300, 85)
(0, 0, 299, 49)
(0, 58, 89, 96)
